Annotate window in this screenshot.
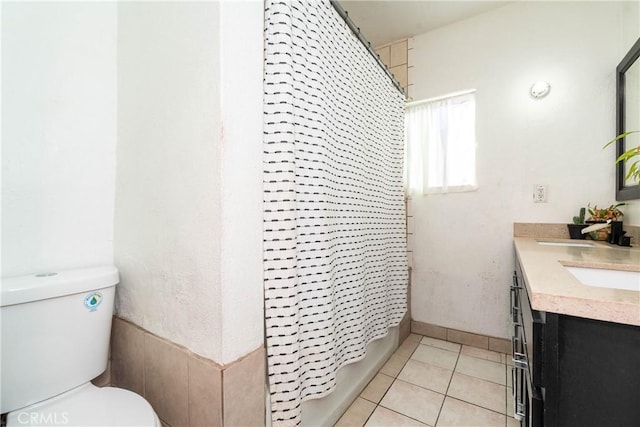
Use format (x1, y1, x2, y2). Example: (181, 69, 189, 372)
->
(404, 91, 477, 196)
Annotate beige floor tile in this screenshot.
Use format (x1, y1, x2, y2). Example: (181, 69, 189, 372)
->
(455, 355, 506, 385)
(447, 372, 506, 414)
(460, 345, 502, 363)
(507, 415, 521, 427)
(397, 359, 453, 394)
(380, 353, 409, 377)
(360, 373, 395, 403)
(420, 337, 461, 353)
(405, 333, 423, 343)
(395, 339, 420, 358)
(380, 380, 444, 426)
(436, 397, 506, 427)
(506, 387, 514, 418)
(507, 366, 513, 388)
(365, 406, 429, 427)
(411, 345, 459, 371)
(335, 397, 377, 427)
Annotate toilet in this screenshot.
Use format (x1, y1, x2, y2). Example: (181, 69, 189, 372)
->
(1, 266, 159, 427)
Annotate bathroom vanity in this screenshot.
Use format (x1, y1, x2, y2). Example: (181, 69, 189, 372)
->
(511, 238, 640, 427)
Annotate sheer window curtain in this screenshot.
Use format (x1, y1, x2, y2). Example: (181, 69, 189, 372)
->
(404, 92, 477, 196)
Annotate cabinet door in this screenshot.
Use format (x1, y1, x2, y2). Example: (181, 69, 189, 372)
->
(555, 315, 640, 427)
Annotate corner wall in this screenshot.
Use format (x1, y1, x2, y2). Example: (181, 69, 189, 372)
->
(115, 0, 224, 364)
(114, 1, 264, 366)
(114, 3, 264, 424)
(409, 1, 638, 339)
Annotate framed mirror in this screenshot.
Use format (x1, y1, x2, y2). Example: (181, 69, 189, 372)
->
(615, 37, 640, 200)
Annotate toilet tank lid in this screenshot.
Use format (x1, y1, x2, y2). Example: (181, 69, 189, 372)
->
(1, 266, 119, 307)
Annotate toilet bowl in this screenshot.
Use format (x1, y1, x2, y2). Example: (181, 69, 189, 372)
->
(6, 383, 159, 427)
(1, 267, 159, 427)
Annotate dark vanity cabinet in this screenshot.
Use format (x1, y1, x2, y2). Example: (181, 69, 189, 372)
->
(510, 258, 640, 427)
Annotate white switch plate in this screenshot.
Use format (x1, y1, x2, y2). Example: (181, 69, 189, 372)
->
(533, 184, 547, 203)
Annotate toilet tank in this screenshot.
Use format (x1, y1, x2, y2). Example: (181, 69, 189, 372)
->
(0, 266, 119, 414)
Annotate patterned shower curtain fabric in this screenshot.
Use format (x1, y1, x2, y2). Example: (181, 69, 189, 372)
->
(263, 1, 408, 425)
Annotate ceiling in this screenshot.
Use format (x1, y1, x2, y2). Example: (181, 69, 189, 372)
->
(339, 1, 511, 47)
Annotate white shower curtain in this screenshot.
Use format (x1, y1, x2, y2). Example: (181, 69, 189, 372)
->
(263, 1, 408, 425)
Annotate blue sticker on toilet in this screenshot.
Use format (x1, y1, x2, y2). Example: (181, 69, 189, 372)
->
(83, 292, 103, 312)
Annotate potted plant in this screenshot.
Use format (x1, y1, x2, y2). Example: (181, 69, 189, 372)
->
(587, 203, 625, 222)
(585, 203, 625, 241)
(567, 207, 588, 239)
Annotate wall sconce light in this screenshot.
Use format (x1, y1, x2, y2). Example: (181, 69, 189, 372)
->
(530, 81, 551, 99)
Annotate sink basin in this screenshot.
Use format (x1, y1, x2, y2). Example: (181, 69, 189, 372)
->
(565, 266, 640, 292)
(538, 241, 596, 248)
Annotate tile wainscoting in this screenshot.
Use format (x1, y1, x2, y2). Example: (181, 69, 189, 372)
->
(411, 320, 511, 355)
(93, 268, 410, 427)
(107, 316, 264, 427)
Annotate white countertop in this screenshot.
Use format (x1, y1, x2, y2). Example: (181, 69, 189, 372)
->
(514, 237, 640, 326)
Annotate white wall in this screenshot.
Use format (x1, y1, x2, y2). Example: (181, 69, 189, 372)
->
(115, 1, 263, 365)
(410, 1, 639, 338)
(1, 3, 117, 277)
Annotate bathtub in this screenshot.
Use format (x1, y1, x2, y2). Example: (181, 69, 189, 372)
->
(264, 327, 400, 427)
(300, 326, 399, 427)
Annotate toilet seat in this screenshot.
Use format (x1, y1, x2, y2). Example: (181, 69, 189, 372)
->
(6, 383, 160, 427)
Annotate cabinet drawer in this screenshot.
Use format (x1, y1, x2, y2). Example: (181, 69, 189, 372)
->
(514, 263, 546, 388)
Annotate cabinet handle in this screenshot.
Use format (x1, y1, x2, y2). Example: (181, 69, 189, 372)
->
(511, 367, 524, 421)
(511, 334, 528, 369)
(511, 305, 521, 325)
(516, 400, 527, 420)
(510, 285, 522, 325)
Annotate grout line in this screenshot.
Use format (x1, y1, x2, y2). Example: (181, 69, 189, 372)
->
(364, 334, 511, 426)
(362, 404, 375, 426)
(370, 334, 433, 426)
(445, 396, 509, 418)
(377, 404, 435, 427)
(361, 336, 421, 419)
(433, 344, 462, 426)
(505, 364, 509, 418)
(441, 373, 508, 416)
(505, 377, 509, 427)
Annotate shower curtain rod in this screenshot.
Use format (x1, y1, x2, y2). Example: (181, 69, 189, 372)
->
(330, 0, 406, 96)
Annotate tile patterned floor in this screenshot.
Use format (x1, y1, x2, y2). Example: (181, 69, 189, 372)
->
(335, 334, 521, 427)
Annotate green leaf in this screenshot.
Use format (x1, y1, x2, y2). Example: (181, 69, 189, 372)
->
(604, 130, 640, 149)
(615, 145, 640, 163)
(624, 161, 639, 182)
